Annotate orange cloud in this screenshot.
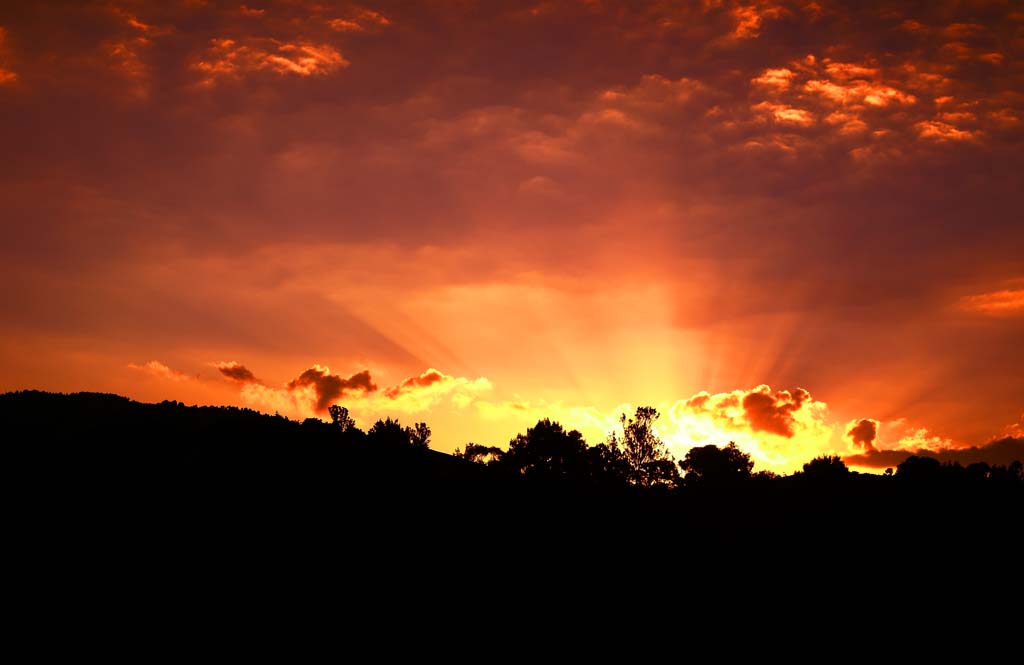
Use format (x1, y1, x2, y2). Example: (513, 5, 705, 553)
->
(353, 7, 391, 27)
(747, 55, 920, 149)
(597, 74, 706, 115)
(988, 109, 1021, 128)
(959, 288, 1024, 315)
(940, 41, 1005, 64)
(741, 386, 810, 437)
(128, 360, 190, 382)
(751, 68, 795, 90)
(107, 6, 163, 34)
(729, 3, 786, 40)
(268, 43, 347, 75)
(97, 5, 176, 99)
(940, 111, 975, 124)
(239, 5, 266, 17)
(915, 119, 980, 141)
(1005, 415, 1024, 439)
(329, 6, 391, 32)
(753, 101, 814, 125)
(739, 39, 1024, 160)
(0, 26, 17, 85)
(825, 111, 867, 134)
(804, 78, 915, 107)
(873, 418, 954, 453)
(384, 368, 448, 398)
(894, 429, 952, 452)
(328, 19, 363, 32)
(942, 23, 984, 40)
(382, 370, 492, 414)
(824, 62, 879, 81)
(104, 38, 150, 86)
(193, 38, 348, 85)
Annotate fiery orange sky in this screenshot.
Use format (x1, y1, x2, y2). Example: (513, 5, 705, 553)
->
(2, 0, 1022, 473)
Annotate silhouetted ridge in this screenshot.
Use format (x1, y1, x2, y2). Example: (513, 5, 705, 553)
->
(4, 390, 1021, 580)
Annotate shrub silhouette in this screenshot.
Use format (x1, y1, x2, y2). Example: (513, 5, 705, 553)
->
(678, 442, 753, 487)
(455, 443, 505, 464)
(896, 455, 942, 481)
(801, 455, 851, 481)
(499, 418, 590, 481)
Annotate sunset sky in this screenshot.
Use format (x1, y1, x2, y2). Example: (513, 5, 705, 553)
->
(2, 0, 1022, 473)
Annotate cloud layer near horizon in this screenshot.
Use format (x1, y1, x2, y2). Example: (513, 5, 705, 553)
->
(0, 1, 1021, 465)
(121, 356, 1020, 473)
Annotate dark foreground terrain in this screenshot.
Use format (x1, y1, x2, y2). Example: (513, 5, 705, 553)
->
(6, 390, 1021, 608)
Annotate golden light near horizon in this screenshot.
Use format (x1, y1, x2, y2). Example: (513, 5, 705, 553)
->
(0, 0, 1021, 473)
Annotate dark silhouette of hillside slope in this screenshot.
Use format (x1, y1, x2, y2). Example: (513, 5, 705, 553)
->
(5, 391, 1021, 589)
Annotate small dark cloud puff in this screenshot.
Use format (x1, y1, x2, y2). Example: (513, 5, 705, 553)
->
(287, 366, 377, 411)
(214, 361, 258, 383)
(846, 418, 878, 451)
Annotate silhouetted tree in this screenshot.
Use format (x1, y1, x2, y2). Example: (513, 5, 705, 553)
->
(455, 443, 505, 464)
(896, 455, 942, 481)
(801, 455, 850, 482)
(365, 417, 431, 450)
(500, 419, 589, 481)
(679, 442, 753, 487)
(941, 461, 967, 482)
(989, 460, 1023, 485)
(585, 441, 631, 485)
(965, 461, 991, 482)
(406, 422, 431, 449)
(368, 417, 411, 448)
(329, 404, 355, 432)
(607, 406, 678, 487)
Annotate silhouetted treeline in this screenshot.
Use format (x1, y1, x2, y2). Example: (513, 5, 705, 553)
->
(5, 391, 1022, 587)
(454, 409, 1022, 491)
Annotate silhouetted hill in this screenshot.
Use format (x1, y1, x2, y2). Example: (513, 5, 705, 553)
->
(5, 390, 1021, 592)
(5, 389, 494, 531)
